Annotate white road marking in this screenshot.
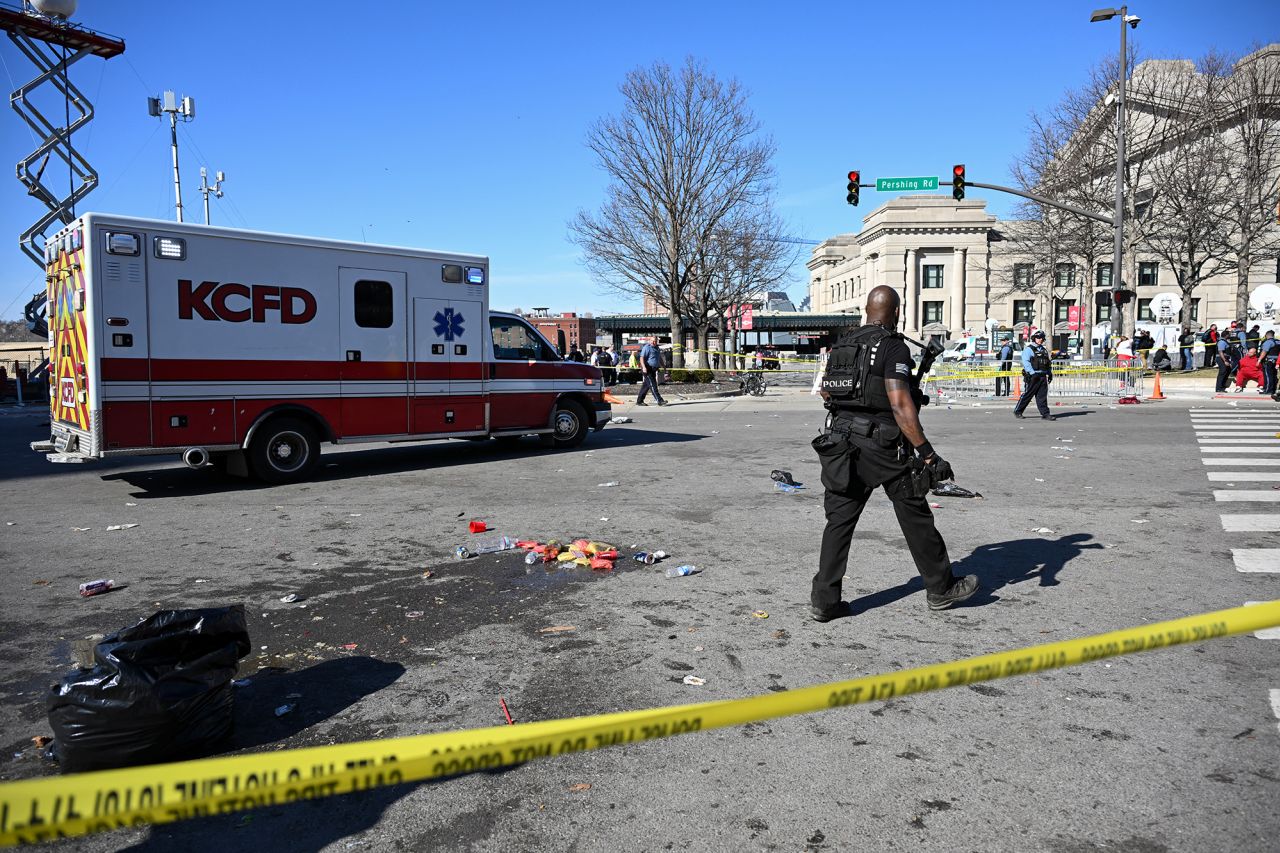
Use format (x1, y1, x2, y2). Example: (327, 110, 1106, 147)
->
(1231, 549, 1280, 571)
(1199, 438, 1280, 444)
(1200, 447, 1280, 453)
(1216, 491, 1280, 502)
(1206, 472, 1280, 481)
(1245, 602, 1280, 640)
(1221, 515, 1280, 531)
(1202, 458, 1280, 465)
(1271, 690, 1280, 733)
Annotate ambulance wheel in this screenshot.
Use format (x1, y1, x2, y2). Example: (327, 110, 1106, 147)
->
(249, 418, 319, 484)
(539, 400, 588, 449)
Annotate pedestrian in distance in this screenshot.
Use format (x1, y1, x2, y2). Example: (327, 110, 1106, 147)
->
(1179, 326, 1197, 372)
(1115, 335, 1133, 366)
(1014, 330, 1056, 421)
(1260, 330, 1278, 395)
(995, 339, 1015, 397)
(635, 337, 668, 406)
(809, 285, 980, 622)
(1215, 333, 1235, 393)
(1234, 346, 1264, 392)
(1202, 324, 1219, 369)
(1149, 346, 1173, 372)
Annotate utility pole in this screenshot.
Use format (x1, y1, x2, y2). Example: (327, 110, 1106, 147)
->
(199, 167, 224, 224)
(147, 91, 195, 222)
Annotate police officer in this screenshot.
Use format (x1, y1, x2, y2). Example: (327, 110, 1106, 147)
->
(995, 338, 1015, 396)
(809, 285, 980, 621)
(1013, 330, 1055, 421)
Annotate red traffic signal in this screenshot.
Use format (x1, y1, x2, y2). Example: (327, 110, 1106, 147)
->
(952, 164, 966, 201)
(846, 170, 860, 206)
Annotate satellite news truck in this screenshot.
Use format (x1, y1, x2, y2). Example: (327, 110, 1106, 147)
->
(31, 214, 610, 482)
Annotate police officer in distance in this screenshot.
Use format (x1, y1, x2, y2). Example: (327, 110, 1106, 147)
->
(809, 285, 981, 621)
(1013, 330, 1056, 421)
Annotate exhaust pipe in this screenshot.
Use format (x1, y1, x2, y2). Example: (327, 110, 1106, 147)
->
(182, 447, 209, 468)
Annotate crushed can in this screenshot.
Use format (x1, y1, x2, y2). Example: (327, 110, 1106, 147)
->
(455, 545, 471, 560)
(78, 579, 115, 597)
(633, 552, 656, 565)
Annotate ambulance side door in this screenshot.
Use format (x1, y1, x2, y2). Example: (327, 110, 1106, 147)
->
(338, 268, 408, 437)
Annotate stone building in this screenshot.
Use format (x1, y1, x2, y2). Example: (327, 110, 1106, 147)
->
(810, 45, 1280, 350)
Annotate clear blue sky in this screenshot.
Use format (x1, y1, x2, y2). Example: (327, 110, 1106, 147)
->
(2, 0, 1276, 321)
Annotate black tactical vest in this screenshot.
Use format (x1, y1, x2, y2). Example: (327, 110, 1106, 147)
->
(1029, 344, 1051, 371)
(821, 325, 897, 413)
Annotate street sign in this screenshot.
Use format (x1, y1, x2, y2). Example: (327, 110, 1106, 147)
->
(876, 176, 939, 192)
(1067, 305, 1081, 332)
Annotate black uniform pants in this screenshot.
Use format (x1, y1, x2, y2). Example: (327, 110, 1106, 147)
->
(811, 429, 953, 611)
(1215, 360, 1233, 392)
(1014, 373, 1050, 417)
(995, 361, 1012, 396)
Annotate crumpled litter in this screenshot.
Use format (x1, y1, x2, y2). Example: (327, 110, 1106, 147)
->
(682, 675, 706, 686)
(274, 704, 295, 717)
(105, 524, 138, 532)
(279, 594, 299, 604)
(597, 481, 619, 488)
(610, 417, 633, 424)
(1130, 519, 1149, 524)
(770, 470, 796, 486)
(1031, 527, 1055, 534)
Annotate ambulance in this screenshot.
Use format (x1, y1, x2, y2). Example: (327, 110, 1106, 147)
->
(30, 214, 611, 482)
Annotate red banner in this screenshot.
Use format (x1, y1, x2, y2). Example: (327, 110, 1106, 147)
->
(739, 304, 753, 331)
(1067, 305, 1081, 332)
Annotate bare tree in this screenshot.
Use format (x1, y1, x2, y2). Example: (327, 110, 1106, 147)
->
(1142, 53, 1238, 325)
(569, 58, 776, 362)
(1220, 46, 1280, 320)
(683, 210, 795, 368)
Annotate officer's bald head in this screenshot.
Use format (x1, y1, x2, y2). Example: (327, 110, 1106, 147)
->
(865, 286, 901, 328)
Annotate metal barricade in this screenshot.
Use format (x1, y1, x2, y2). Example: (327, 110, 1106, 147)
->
(927, 357, 1144, 400)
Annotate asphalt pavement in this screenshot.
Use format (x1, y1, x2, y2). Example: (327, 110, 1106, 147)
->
(0, 387, 1276, 852)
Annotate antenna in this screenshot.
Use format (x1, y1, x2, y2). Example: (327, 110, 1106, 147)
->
(147, 90, 195, 221)
(198, 166, 225, 224)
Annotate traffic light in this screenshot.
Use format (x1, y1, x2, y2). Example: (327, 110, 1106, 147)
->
(952, 164, 965, 201)
(1113, 288, 1136, 306)
(846, 171, 860, 206)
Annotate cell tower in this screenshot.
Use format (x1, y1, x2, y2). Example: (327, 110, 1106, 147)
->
(0, 0, 125, 336)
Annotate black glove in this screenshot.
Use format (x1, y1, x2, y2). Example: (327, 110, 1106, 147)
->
(926, 454, 954, 482)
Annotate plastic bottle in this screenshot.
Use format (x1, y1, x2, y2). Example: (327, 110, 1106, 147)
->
(524, 551, 541, 565)
(664, 565, 699, 578)
(471, 536, 516, 554)
(78, 579, 115, 597)
(774, 482, 800, 494)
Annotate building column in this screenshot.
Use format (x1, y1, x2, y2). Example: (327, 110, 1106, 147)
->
(952, 247, 968, 334)
(905, 249, 917, 337)
(613, 330, 624, 351)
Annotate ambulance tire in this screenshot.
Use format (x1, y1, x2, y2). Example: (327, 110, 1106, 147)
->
(248, 417, 320, 484)
(539, 400, 589, 449)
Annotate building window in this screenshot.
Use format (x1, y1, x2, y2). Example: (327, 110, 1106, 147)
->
(1138, 262, 1159, 286)
(923, 301, 944, 324)
(1055, 299, 1076, 324)
(1096, 264, 1111, 288)
(1096, 302, 1112, 323)
(353, 279, 393, 328)
(1055, 263, 1074, 289)
(1138, 298, 1154, 321)
(922, 265, 944, 289)
(1014, 300, 1035, 324)
(1014, 264, 1033, 289)
(1190, 298, 1200, 322)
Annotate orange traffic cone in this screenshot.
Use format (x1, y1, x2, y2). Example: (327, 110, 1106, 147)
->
(603, 389, 624, 405)
(1012, 373, 1022, 398)
(1146, 371, 1167, 401)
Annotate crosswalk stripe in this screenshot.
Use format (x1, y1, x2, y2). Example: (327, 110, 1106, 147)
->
(1199, 438, 1280, 444)
(1206, 472, 1280, 481)
(1271, 690, 1280, 733)
(1191, 415, 1280, 419)
(1202, 458, 1280, 465)
(1200, 447, 1280, 453)
(1221, 515, 1280, 531)
(1191, 410, 1280, 415)
(1245, 602, 1280, 639)
(1231, 549, 1280, 571)
(1215, 491, 1280, 502)
(1195, 432, 1280, 437)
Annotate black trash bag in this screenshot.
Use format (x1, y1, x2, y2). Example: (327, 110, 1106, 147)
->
(48, 605, 250, 773)
(770, 469, 796, 486)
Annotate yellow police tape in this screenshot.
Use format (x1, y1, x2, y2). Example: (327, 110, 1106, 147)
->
(3, 599, 1277, 847)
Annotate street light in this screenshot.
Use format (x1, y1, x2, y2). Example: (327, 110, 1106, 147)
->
(1090, 6, 1138, 343)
